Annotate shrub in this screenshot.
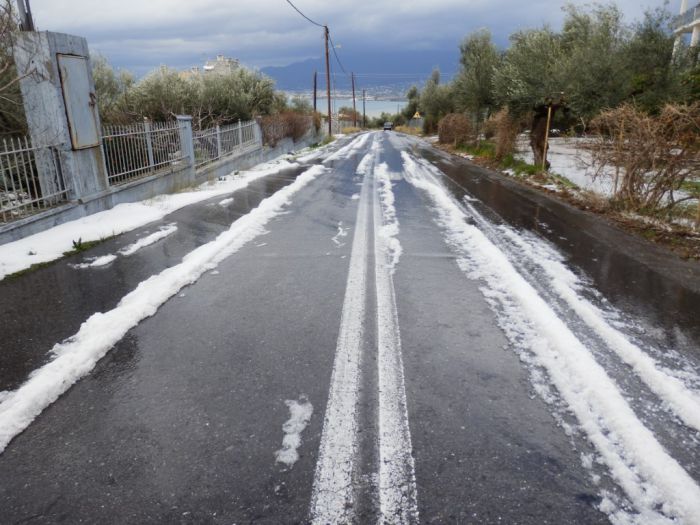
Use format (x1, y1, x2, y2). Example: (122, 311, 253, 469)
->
(438, 113, 474, 146)
(489, 107, 521, 161)
(259, 112, 312, 146)
(590, 103, 700, 219)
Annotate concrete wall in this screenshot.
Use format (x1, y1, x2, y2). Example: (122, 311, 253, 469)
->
(13, 32, 108, 199)
(0, 130, 324, 245)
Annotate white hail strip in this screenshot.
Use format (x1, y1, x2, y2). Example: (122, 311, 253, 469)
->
(400, 151, 700, 524)
(373, 157, 419, 522)
(491, 223, 700, 433)
(70, 254, 117, 269)
(323, 132, 372, 164)
(331, 222, 348, 247)
(118, 223, 178, 257)
(0, 165, 327, 454)
(310, 153, 371, 523)
(275, 395, 314, 468)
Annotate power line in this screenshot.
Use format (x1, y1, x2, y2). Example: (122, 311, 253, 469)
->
(285, 0, 324, 27)
(327, 31, 349, 77)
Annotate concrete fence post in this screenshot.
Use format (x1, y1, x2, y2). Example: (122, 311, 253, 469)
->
(216, 125, 222, 158)
(176, 115, 194, 167)
(144, 119, 155, 172)
(238, 119, 243, 149)
(253, 120, 263, 148)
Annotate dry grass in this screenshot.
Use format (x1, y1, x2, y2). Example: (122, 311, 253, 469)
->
(394, 125, 422, 136)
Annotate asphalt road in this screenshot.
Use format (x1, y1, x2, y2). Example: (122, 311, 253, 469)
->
(0, 132, 699, 524)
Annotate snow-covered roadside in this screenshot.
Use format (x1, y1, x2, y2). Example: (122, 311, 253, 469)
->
(515, 136, 615, 195)
(0, 159, 299, 281)
(401, 151, 700, 524)
(0, 164, 328, 454)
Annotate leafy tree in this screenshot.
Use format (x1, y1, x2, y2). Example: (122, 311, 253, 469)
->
(558, 4, 627, 121)
(420, 69, 455, 133)
(453, 29, 500, 131)
(96, 63, 278, 129)
(0, 1, 27, 137)
(621, 6, 683, 111)
(401, 85, 420, 120)
(91, 55, 135, 124)
(338, 105, 361, 124)
(493, 28, 564, 166)
(290, 95, 313, 113)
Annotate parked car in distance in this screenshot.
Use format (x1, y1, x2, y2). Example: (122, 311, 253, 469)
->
(383, 122, 393, 131)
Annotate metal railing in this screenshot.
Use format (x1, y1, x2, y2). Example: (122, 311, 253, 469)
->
(0, 136, 68, 224)
(673, 5, 700, 31)
(193, 120, 258, 168)
(101, 120, 187, 186)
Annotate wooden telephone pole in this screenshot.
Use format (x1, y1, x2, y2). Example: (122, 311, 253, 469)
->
(313, 71, 317, 113)
(362, 89, 366, 128)
(351, 73, 357, 128)
(324, 26, 332, 136)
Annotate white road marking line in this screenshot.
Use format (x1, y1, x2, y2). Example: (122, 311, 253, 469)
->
(373, 154, 419, 523)
(310, 152, 371, 523)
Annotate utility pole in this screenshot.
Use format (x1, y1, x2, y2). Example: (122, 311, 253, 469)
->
(313, 70, 317, 113)
(362, 89, 366, 128)
(351, 73, 357, 128)
(16, 0, 35, 31)
(324, 26, 332, 136)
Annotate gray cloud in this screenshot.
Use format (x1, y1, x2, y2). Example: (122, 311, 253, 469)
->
(29, 0, 679, 74)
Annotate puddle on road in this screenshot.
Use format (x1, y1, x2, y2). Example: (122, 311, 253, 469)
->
(417, 147, 700, 355)
(0, 165, 309, 392)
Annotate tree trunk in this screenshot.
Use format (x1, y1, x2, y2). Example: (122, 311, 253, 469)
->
(529, 104, 559, 170)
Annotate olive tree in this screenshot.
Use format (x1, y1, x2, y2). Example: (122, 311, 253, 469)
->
(453, 29, 500, 135)
(420, 69, 455, 133)
(493, 28, 565, 166)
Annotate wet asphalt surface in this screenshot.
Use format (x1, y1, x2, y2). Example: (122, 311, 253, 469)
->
(0, 132, 698, 524)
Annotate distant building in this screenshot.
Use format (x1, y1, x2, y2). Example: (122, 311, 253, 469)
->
(203, 55, 239, 75)
(673, 1, 700, 51)
(179, 66, 202, 80)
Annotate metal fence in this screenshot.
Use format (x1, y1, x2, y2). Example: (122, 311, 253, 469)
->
(193, 120, 258, 168)
(0, 137, 68, 224)
(101, 120, 187, 185)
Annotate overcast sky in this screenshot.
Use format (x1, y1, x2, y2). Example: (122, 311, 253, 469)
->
(29, 0, 681, 75)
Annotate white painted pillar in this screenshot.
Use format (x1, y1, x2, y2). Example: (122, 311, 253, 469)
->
(692, 24, 700, 46)
(680, 0, 689, 14)
(674, 35, 684, 57)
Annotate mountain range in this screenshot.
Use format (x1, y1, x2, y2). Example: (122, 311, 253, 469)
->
(261, 49, 460, 95)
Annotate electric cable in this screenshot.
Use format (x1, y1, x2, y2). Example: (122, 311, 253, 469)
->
(285, 0, 324, 27)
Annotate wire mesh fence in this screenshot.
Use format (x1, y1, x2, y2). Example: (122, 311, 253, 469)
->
(0, 136, 68, 224)
(193, 120, 259, 168)
(101, 121, 187, 185)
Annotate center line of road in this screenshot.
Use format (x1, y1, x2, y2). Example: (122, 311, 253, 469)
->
(311, 134, 418, 523)
(373, 150, 419, 522)
(310, 144, 371, 523)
